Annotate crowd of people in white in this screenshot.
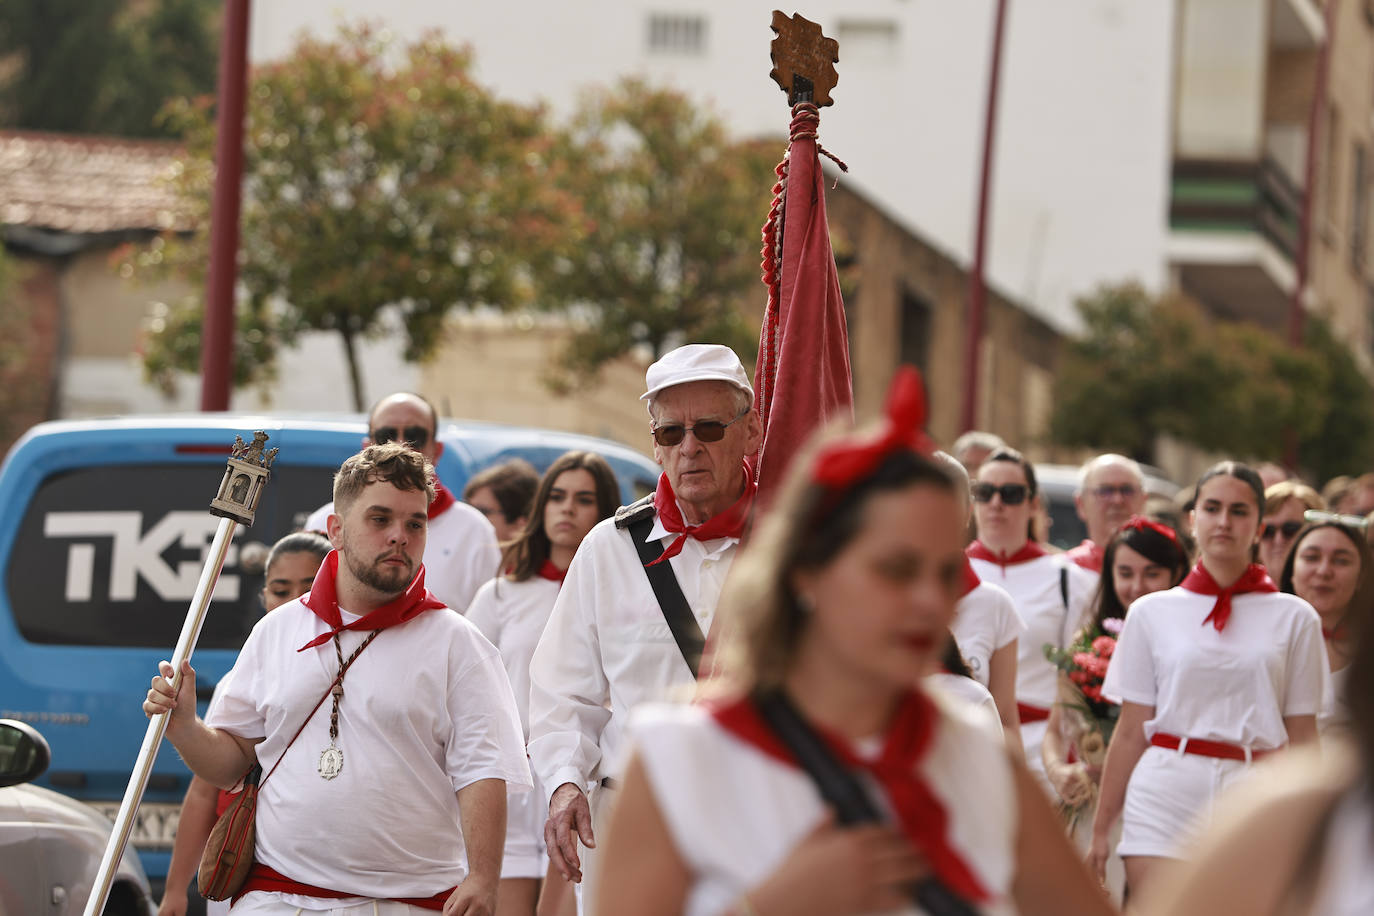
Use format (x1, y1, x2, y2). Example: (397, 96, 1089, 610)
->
(144, 344, 1374, 916)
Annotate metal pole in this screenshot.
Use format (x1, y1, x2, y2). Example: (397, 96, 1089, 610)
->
(1285, 0, 1336, 469)
(199, 0, 252, 411)
(961, 0, 1010, 433)
(84, 517, 238, 916)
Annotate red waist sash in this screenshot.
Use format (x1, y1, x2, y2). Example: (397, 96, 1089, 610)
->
(1017, 702, 1050, 724)
(1150, 732, 1280, 764)
(236, 863, 453, 911)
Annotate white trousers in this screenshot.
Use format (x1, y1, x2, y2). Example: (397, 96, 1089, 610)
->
(577, 783, 620, 916)
(229, 893, 432, 914)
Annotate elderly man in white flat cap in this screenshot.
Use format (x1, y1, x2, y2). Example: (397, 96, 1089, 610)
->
(527, 344, 762, 911)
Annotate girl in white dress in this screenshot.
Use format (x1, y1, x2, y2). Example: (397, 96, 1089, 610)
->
(1277, 513, 1371, 736)
(465, 451, 619, 916)
(1089, 461, 1328, 901)
(966, 449, 1096, 792)
(595, 368, 1113, 916)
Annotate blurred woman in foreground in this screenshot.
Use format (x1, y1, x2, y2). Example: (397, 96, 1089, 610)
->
(595, 368, 1112, 916)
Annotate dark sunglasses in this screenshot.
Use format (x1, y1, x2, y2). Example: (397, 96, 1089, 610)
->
(372, 425, 430, 449)
(971, 482, 1030, 505)
(651, 408, 750, 447)
(1261, 520, 1303, 541)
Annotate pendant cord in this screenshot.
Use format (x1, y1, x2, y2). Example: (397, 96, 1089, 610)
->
(328, 629, 381, 744)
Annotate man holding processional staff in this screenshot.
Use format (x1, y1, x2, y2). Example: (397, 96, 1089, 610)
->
(144, 443, 530, 915)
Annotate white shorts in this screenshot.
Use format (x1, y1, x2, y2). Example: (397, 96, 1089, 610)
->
(502, 774, 548, 879)
(1117, 745, 1258, 859)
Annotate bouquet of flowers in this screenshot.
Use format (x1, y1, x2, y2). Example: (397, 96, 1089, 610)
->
(1042, 619, 1123, 821)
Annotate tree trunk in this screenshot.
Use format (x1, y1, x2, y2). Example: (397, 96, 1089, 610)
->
(339, 327, 365, 411)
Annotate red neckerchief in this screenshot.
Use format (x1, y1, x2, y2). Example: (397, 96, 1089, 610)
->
(959, 555, 981, 598)
(710, 692, 990, 904)
(965, 539, 1048, 571)
(428, 481, 455, 520)
(648, 464, 756, 567)
(1066, 539, 1103, 573)
(1180, 562, 1277, 632)
(297, 551, 446, 651)
(537, 559, 567, 585)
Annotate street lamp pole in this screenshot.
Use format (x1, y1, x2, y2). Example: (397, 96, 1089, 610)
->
(199, 0, 252, 412)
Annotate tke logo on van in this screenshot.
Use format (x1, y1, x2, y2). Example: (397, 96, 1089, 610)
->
(44, 511, 243, 602)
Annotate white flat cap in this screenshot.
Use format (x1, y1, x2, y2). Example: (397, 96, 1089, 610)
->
(641, 344, 754, 402)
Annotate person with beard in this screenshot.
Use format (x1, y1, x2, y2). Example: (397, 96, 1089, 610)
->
(145, 444, 530, 915)
(1067, 455, 1148, 574)
(305, 392, 500, 612)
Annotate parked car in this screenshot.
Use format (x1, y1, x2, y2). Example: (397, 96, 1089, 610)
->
(1035, 463, 1181, 550)
(0, 718, 153, 915)
(0, 414, 661, 900)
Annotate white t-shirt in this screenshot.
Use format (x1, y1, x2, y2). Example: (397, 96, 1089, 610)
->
(1102, 587, 1328, 748)
(527, 512, 738, 802)
(967, 553, 1095, 711)
(466, 575, 562, 735)
(927, 672, 1003, 738)
(629, 690, 1019, 916)
(206, 597, 531, 900)
(951, 580, 1025, 689)
(1321, 663, 1353, 736)
(305, 497, 499, 613)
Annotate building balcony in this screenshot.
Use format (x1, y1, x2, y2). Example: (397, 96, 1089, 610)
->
(1167, 156, 1301, 328)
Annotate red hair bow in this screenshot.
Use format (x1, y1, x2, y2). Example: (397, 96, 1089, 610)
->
(811, 366, 935, 489)
(1121, 515, 1179, 546)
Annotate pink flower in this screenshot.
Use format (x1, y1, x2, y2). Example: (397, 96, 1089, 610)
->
(1102, 618, 1125, 635)
(1092, 635, 1116, 658)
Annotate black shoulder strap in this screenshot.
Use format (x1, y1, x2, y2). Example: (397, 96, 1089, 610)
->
(1059, 564, 1070, 611)
(624, 510, 705, 678)
(752, 689, 978, 916)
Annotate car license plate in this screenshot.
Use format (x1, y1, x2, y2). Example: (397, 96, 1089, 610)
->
(85, 801, 181, 849)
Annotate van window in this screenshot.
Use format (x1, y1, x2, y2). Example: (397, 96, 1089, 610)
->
(6, 464, 334, 649)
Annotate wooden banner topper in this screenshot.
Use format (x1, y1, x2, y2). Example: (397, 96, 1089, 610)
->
(769, 11, 839, 107)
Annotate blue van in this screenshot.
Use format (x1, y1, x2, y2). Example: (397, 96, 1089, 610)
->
(0, 414, 659, 899)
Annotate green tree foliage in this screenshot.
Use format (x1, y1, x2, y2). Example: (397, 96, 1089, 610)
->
(0, 0, 219, 138)
(1049, 283, 1373, 482)
(0, 247, 50, 454)
(129, 25, 573, 408)
(539, 78, 779, 390)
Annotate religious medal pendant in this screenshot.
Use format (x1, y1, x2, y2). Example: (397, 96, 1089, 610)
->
(319, 742, 344, 780)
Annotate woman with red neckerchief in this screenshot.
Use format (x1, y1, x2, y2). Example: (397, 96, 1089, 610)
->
(594, 369, 1112, 916)
(466, 451, 620, 916)
(966, 449, 1097, 796)
(1089, 461, 1328, 901)
(1278, 514, 1372, 736)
